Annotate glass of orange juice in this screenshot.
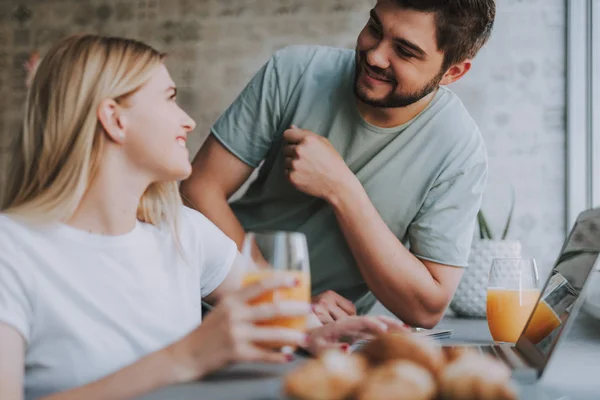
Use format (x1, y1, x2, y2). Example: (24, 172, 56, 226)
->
(241, 231, 311, 351)
(486, 258, 539, 343)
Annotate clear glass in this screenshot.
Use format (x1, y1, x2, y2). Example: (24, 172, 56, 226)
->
(241, 231, 311, 350)
(486, 258, 539, 343)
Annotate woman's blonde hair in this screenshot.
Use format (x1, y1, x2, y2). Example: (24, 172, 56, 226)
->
(1, 34, 182, 232)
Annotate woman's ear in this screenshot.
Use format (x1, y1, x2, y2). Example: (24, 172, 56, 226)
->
(97, 99, 127, 143)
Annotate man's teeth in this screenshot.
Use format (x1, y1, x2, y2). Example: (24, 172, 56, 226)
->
(177, 137, 186, 147)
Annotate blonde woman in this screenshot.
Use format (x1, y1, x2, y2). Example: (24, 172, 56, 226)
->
(0, 34, 404, 400)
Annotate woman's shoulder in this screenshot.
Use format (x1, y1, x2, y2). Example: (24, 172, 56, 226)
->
(176, 205, 237, 256)
(0, 214, 35, 248)
(177, 205, 223, 235)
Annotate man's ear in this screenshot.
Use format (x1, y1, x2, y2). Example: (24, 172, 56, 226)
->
(97, 99, 127, 144)
(439, 60, 472, 86)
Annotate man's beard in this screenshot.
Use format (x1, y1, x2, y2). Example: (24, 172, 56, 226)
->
(353, 50, 445, 108)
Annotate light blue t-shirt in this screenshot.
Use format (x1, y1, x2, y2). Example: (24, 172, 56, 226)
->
(211, 45, 487, 313)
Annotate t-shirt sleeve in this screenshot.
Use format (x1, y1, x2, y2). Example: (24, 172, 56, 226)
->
(408, 161, 487, 267)
(210, 46, 317, 168)
(193, 214, 238, 297)
(210, 54, 284, 168)
(0, 249, 33, 342)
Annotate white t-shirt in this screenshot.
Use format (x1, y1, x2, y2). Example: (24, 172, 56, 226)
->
(0, 206, 237, 400)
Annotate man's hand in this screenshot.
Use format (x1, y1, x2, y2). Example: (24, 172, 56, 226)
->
(311, 290, 357, 324)
(282, 125, 358, 201)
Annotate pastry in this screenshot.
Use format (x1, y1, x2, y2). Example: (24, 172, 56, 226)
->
(361, 332, 445, 377)
(283, 350, 367, 400)
(357, 360, 437, 400)
(439, 352, 518, 400)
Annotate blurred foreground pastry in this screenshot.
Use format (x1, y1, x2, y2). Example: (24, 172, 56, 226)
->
(361, 332, 445, 377)
(357, 360, 437, 400)
(441, 345, 478, 364)
(439, 352, 518, 400)
(283, 350, 367, 400)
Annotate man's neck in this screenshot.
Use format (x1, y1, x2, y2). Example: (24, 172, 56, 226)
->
(356, 89, 438, 129)
(66, 153, 149, 236)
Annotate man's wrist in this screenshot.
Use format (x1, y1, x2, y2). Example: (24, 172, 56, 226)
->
(326, 172, 363, 208)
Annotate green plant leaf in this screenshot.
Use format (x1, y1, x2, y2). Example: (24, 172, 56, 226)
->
(477, 210, 485, 239)
(478, 210, 494, 240)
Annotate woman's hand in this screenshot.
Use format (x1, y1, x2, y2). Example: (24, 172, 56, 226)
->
(166, 274, 310, 382)
(305, 316, 408, 355)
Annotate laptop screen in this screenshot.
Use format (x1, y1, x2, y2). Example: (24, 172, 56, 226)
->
(516, 208, 600, 367)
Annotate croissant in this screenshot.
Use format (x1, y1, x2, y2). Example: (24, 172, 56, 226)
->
(361, 332, 445, 377)
(357, 360, 437, 400)
(283, 350, 367, 400)
(441, 346, 478, 364)
(439, 352, 518, 400)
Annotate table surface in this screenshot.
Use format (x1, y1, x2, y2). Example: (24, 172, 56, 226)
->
(138, 311, 600, 400)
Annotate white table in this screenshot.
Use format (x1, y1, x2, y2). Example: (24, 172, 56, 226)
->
(138, 311, 600, 399)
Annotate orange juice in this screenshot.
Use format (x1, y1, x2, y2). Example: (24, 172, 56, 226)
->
(242, 270, 311, 331)
(486, 288, 540, 343)
(523, 300, 561, 344)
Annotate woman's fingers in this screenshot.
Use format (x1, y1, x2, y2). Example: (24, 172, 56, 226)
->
(246, 327, 307, 347)
(374, 316, 410, 332)
(236, 274, 298, 302)
(248, 301, 310, 322)
(334, 316, 389, 336)
(238, 344, 291, 364)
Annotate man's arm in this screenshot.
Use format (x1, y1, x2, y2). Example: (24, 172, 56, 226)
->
(283, 127, 477, 328)
(180, 134, 254, 249)
(327, 179, 464, 328)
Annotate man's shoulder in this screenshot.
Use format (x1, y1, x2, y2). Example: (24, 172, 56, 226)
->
(432, 87, 481, 135)
(420, 87, 487, 171)
(271, 45, 354, 77)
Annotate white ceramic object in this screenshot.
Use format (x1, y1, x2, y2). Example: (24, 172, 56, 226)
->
(450, 239, 522, 318)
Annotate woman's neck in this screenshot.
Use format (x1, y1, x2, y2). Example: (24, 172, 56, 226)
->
(66, 153, 150, 236)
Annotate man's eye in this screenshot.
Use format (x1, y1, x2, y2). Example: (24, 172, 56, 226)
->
(395, 46, 414, 58)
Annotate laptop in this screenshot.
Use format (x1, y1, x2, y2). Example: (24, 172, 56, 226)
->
(444, 207, 600, 383)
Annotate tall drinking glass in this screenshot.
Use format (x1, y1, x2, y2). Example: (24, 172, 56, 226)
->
(241, 231, 311, 350)
(486, 258, 539, 343)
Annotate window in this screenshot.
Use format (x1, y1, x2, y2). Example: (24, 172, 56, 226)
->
(567, 0, 600, 227)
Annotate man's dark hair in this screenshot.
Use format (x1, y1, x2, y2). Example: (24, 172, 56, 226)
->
(394, 0, 496, 69)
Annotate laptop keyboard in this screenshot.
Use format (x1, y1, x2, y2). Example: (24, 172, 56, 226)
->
(452, 345, 530, 370)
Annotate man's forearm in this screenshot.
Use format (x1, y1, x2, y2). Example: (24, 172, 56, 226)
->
(181, 184, 247, 249)
(327, 178, 448, 328)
